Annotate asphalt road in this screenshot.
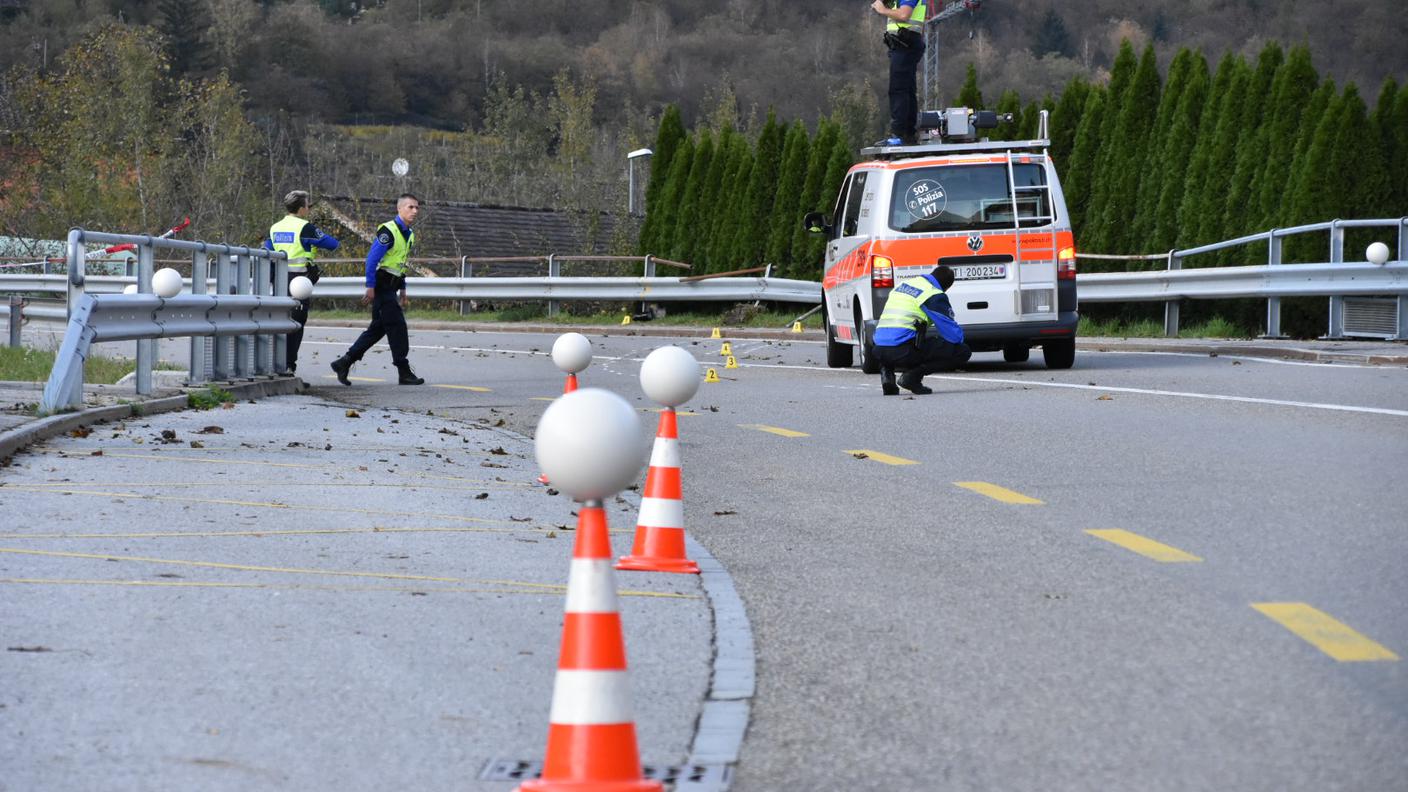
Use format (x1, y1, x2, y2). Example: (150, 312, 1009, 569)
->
(281, 324, 1408, 791)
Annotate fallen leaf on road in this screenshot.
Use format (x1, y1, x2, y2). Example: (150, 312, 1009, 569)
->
(195, 426, 224, 434)
(189, 441, 204, 448)
(90, 450, 103, 456)
(475, 493, 489, 500)
(346, 410, 361, 418)
(713, 510, 737, 516)
(68, 427, 91, 438)
(850, 452, 869, 460)
(488, 447, 508, 455)
(1097, 395, 1114, 401)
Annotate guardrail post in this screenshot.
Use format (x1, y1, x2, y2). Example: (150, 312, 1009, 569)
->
(547, 254, 560, 317)
(272, 254, 288, 374)
(1162, 249, 1181, 337)
(458, 256, 470, 316)
(1395, 218, 1408, 340)
(212, 251, 234, 379)
(1263, 230, 1286, 338)
(64, 230, 85, 407)
(254, 253, 273, 376)
(643, 255, 655, 278)
(1324, 219, 1347, 339)
(135, 242, 155, 396)
(189, 248, 209, 384)
(235, 252, 253, 377)
(7, 295, 21, 348)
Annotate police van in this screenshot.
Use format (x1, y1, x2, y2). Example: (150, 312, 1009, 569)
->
(804, 108, 1078, 372)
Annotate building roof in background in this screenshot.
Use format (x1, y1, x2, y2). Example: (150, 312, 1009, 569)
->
(317, 196, 640, 261)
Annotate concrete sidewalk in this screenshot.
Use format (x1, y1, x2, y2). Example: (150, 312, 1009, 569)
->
(0, 394, 718, 791)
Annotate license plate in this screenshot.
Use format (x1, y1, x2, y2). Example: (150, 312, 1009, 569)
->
(952, 263, 1006, 280)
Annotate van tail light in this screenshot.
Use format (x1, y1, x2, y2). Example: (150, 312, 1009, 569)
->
(871, 255, 894, 288)
(1057, 246, 1077, 280)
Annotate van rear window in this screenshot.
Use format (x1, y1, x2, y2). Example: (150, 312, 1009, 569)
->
(890, 164, 1050, 232)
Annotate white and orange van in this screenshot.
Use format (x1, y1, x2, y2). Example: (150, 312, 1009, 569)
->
(804, 108, 1078, 371)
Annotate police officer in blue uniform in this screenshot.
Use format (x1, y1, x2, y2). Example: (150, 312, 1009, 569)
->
(265, 190, 339, 374)
(872, 264, 971, 394)
(873, 0, 928, 146)
(329, 193, 425, 386)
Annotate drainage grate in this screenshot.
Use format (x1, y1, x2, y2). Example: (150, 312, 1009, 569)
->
(479, 759, 731, 785)
(1343, 296, 1399, 338)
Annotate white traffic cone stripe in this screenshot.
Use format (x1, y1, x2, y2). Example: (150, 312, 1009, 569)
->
(637, 496, 684, 529)
(650, 436, 681, 468)
(547, 669, 636, 724)
(565, 559, 621, 613)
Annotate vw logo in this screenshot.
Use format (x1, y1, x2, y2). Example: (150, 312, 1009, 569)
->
(967, 234, 984, 252)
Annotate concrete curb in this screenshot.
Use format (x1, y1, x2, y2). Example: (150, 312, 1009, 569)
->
(1077, 339, 1408, 366)
(0, 377, 304, 463)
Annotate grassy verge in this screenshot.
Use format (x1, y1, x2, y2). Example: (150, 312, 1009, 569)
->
(1078, 315, 1250, 339)
(311, 305, 824, 329)
(0, 347, 182, 384)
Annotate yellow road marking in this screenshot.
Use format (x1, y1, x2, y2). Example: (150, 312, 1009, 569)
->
(740, 424, 810, 438)
(844, 449, 918, 466)
(0, 577, 695, 599)
(1252, 603, 1399, 662)
(954, 481, 1043, 504)
(1085, 529, 1202, 562)
(433, 384, 492, 392)
(530, 396, 556, 401)
(0, 486, 530, 526)
(323, 374, 384, 382)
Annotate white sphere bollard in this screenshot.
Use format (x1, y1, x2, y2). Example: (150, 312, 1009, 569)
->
(640, 345, 700, 407)
(552, 332, 593, 374)
(289, 275, 314, 300)
(152, 268, 183, 298)
(535, 388, 646, 501)
(122, 284, 138, 295)
(1366, 241, 1390, 266)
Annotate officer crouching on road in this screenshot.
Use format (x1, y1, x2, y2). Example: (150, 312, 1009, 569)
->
(873, 264, 971, 395)
(266, 190, 340, 375)
(329, 193, 425, 386)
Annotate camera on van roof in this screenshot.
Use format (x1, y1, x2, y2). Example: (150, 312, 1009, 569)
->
(917, 107, 1014, 143)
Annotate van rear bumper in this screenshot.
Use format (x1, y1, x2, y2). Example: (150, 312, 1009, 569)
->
(961, 311, 1079, 352)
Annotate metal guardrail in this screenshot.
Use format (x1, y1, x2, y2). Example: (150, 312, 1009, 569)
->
(41, 293, 298, 413)
(1076, 217, 1408, 339)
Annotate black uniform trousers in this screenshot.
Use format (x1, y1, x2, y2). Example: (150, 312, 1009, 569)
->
(284, 270, 310, 370)
(888, 35, 926, 140)
(875, 334, 971, 377)
(346, 270, 410, 367)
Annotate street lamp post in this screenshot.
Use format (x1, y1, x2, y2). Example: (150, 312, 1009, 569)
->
(627, 148, 652, 216)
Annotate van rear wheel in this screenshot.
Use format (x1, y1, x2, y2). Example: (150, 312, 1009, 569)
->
(1003, 345, 1030, 363)
(824, 304, 853, 368)
(1043, 338, 1076, 369)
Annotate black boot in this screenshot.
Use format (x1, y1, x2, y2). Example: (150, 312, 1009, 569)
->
(330, 355, 353, 386)
(397, 363, 424, 386)
(898, 370, 932, 395)
(880, 367, 898, 396)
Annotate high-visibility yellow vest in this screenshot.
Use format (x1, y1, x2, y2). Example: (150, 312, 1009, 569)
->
(877, 275, 943, 332)
(886, 0, 927, 32)
(376, 220, 415, 277)
(269, 214, 314, 272)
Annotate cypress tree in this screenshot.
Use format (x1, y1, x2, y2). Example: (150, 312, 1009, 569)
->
(639, 105, 686, 254)
(1274, 80, 1335, 233)
(1019, 99, 1044, 141)
(158, 0, 213, 75)
(705, 136, 750, 273)
(994, 89, 1021, 141)
(1091, 43, 1161, 254)
(1182, 55, 1250, 248)
(790, 120, 841, 278)
(1220, 43, 1284, 246)
(1283, 83, 1343, 261)
(732, 112, 785, 267)
(957, 64, 983, 109)
(1063, 87, 1106, 241)
(695, 127, 736, 272)
(1082, 41, 1138, 251)
(1049, 77, 1090, 164)
(1132, 48, 1197, 245)
(1389, 87, 1408, 216)
(1370, 80, 1406, 217)
(1253, 46, 1320, 230)
(1032, 8, 1073, 58)
(766, 121, 810, 273)
(1324, 85, 1388, 226)
(649, 136, 694, 259)
(669, 132, 715, 265)
(1150, 56, 1210, 253)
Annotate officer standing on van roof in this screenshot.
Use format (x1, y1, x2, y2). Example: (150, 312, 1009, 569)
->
(873, 0, 927, 146)
(329, 193, 425, 386)
(265, 190, 340, 375)
(873, 264, 971, 395)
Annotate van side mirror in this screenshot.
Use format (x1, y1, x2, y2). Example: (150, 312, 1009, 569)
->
(802, 211, 829, 235)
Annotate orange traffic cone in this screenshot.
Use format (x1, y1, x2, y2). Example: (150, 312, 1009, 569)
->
(538, 374, 580, 485)
(616, 408, 699, 574)
(517, 503, 662, 792)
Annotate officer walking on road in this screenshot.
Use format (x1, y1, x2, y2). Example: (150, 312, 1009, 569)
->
(329, 193, 425, 386)
(873, 0, 927, 146)
(873, 264, 970, 395)
(266, 190, 339, 375)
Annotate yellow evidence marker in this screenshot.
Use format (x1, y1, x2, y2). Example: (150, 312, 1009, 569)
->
(710, 327, 722, 339)
(792, 321, 804, 333)
(704, 368, 721, 383)
(720, 342, 733, 356)
(725, 356, 739, 369)
(621, 314, 632, 325)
